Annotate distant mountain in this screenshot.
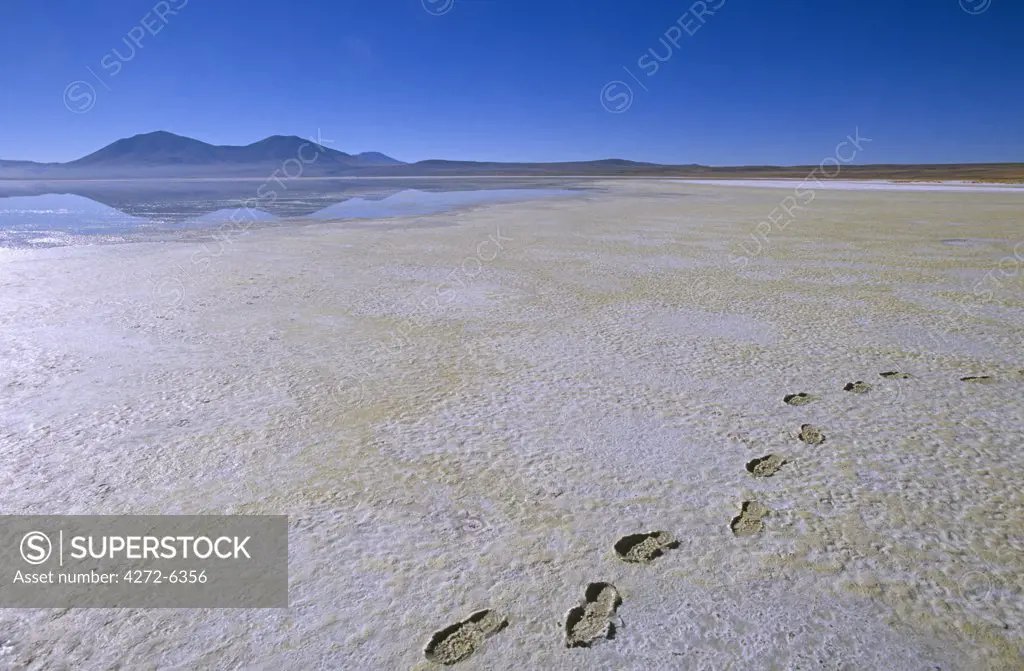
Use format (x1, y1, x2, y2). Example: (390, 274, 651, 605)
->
(69, 131, 404, 169)
(70, 131, 224, 166)
(364, 158, 678, 176)
(1, 132, 1022, 180)
(0, 131, 684, 179)
(353, 151, 405, 167)
(0, 131, 406, 179)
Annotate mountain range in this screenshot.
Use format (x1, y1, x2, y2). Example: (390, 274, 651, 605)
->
(0, 131, 408, 179)
(0, 131, 672, 179)
(1, 131, 1022, 181)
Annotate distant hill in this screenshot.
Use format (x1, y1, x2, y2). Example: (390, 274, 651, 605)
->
(0, 131, 1022, 181)
(353, 151, 405, 167)
(0, 131, 683, 179)
(0, 131, 406, 179)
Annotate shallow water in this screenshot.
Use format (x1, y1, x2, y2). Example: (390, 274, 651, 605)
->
(0, 178, 585, 248)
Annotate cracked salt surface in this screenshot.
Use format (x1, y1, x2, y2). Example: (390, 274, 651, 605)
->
(0, 180, 1021, 668)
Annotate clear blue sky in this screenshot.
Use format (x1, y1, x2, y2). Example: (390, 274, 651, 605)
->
(1, 0, 1021, 165)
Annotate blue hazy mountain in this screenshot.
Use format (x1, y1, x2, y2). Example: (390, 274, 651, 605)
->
(0, 131, 669, 179)
(3, 131, 1019, 181)
(66, 131, 403, 170)
(0, 131, 405, 178)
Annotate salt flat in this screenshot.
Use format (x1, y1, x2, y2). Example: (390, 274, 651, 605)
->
(679, 178, 1024, 192)
(0, 180, 1022, 669)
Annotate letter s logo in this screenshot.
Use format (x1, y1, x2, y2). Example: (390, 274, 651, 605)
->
(20, 531, 52, 565)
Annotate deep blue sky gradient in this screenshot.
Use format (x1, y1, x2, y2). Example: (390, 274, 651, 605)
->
(1, 0, 1021, 164)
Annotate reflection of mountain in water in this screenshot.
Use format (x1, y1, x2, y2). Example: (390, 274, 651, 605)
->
(0, 193, 151, 234)
(0, 178, 586, 224)
(0, 193, 155, 247)
(306, 188, 578, 220)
